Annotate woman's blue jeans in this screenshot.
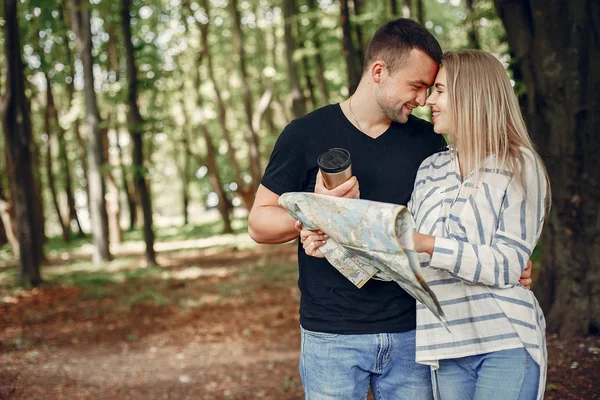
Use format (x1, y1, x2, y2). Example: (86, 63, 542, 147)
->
(299, 326, 433, 400)
(435, 347, 539, 400)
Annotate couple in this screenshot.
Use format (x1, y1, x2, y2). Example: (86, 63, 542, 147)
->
(248, 18, 548, 400)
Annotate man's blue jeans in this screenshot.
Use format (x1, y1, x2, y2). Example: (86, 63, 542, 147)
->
(299, 326, 433, 400)
(435, 347, 539, 400)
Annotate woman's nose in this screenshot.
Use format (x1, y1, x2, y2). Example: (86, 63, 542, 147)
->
(426, 92, 435, 106)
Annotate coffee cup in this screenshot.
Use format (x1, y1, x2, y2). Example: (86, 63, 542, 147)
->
(317, 148, 352, 190)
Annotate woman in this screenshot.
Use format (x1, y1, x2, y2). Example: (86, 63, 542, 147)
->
(301, 50, 549, 400)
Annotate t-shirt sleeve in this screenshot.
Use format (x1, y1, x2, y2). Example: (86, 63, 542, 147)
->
(261, 122, 308, 195)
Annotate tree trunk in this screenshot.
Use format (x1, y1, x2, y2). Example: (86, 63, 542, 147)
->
(339, 0, 361, 94)
(229, 0, 262, 193)
(188, 15, 234, 233)
(181, 131, 190, 227)
(122, 0, 156, 266)
(71, 0, 111, 264)
(306, 0, 328, 106)
(250, 1, 278, 138)
(43, 74, 70, 242)
(282, 0, 307, 119)
(1, 0, 42, 287)
(103, 115, 123, 245)
(295, 14, 317, 111)
(32, 129, 47, 252)
(57, 119, 84, 237)
(61, 0, 86, 238)
(106, 25, 120, 82)
(390, 0, 399, 16)
(494, 0, 600, 338)
(0, 191, 18, 257)
(353, 0, 365, 68)
(105, 170, 123, 245)
(176, 94, 191, 227)
(115, 128, 136, 230)
(196, 0, 255, 210)
(415, 0, 425, 25)
(268, 5, 292, 126)
(465, 0, 480, 49)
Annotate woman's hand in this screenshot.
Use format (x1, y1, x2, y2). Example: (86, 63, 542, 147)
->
(295, 221, 328, 258)
(413, 232, 435, 256)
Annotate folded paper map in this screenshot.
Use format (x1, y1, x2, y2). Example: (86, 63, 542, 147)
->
(278, 192, 448, 329)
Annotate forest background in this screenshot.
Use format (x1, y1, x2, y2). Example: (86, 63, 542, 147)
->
(0, 0, 598, 398)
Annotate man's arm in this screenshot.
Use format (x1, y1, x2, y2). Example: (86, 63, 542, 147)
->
(248, 173, 360, 244)
(248, 184, 298, 244)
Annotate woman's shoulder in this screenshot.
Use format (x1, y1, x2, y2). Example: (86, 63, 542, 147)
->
(417, 150, 454, 174)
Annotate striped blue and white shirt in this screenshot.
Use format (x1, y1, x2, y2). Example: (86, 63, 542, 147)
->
(408, 148, 547, 400)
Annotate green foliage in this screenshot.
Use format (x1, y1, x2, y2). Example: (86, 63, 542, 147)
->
(1, 0, 518, 256)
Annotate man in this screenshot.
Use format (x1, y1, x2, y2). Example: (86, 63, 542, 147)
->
(248, 18, 531, 399)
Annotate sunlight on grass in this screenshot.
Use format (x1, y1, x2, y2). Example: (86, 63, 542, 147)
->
(124, 218, 248, 243)
(127, 289, 171, 307)
(161, 266, 237, 280)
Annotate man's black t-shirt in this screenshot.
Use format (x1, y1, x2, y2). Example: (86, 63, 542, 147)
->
(261, 104, 446, 334)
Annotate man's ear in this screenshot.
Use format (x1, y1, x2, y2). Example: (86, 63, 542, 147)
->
(370, 61, 385, 84)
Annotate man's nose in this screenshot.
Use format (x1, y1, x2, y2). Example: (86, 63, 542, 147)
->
(416, 89, 428, 106)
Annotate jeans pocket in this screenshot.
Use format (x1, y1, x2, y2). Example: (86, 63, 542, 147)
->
(301, 327, 339, 338)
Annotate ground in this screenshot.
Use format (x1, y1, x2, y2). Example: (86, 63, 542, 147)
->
(0, 227, 598, 399)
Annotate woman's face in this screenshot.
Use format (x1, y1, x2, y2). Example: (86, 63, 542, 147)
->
(426, 67, 453, 136)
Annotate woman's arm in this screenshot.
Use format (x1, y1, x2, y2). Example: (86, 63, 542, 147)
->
(414, 154, 547, 288)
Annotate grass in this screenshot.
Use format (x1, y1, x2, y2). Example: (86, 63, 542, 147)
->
(0, 217, 249, 259)
(123, 218, 248, 243)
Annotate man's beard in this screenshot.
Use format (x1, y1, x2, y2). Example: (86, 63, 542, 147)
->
(378, 97, 409, 124)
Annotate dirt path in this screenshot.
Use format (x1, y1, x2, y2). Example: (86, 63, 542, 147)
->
(1, 243, 598, 399)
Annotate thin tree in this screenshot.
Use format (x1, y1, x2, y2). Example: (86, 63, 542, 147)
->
(465, 0, 480, 49)
(114, 121, 137, 230)
(60, 0, 87, 237)
(494, 0, 600, 338)
(339, 0, 361, 94)
(43, 71, 71, 242)
(282, 0, 307, 118)
(390, 0, 399, 16)
(415, 0, 425, 25)
(306, 0, 329, 106)
(71, 0, 111, 263)
(194, 0, 255, 210)
(0, 169, 18, 258)
(121, 0, 156, 266)
(268, 2, 292, 125)
(229, 0, 262, 190)
(353, 0, 365, 66)
(296, 11, 317, 110)
(177, 100, 191, 227)
(0, 0, 43, 286)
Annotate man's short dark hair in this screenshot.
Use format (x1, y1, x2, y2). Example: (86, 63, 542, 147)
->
(363, 18, 442, 74)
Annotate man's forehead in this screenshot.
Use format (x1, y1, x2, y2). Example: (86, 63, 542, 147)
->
(403, 49, 439, 86)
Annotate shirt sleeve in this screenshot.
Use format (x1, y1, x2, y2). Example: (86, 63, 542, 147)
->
(261, 121, 308, 195)
(429, 151, 547, 288)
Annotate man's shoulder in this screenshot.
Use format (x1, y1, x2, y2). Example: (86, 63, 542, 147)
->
(287, 104, 339, 128)
(272, 104, 340, 152)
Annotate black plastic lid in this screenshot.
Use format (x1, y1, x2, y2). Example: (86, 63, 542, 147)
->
(317, 148, 351, 173)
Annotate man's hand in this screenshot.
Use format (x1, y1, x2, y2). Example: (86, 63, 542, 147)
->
(519, 260, 533, 289)
(314, 171, 360, 198)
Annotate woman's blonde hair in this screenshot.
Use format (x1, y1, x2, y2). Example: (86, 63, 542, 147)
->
(442, 49, 551, 209)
